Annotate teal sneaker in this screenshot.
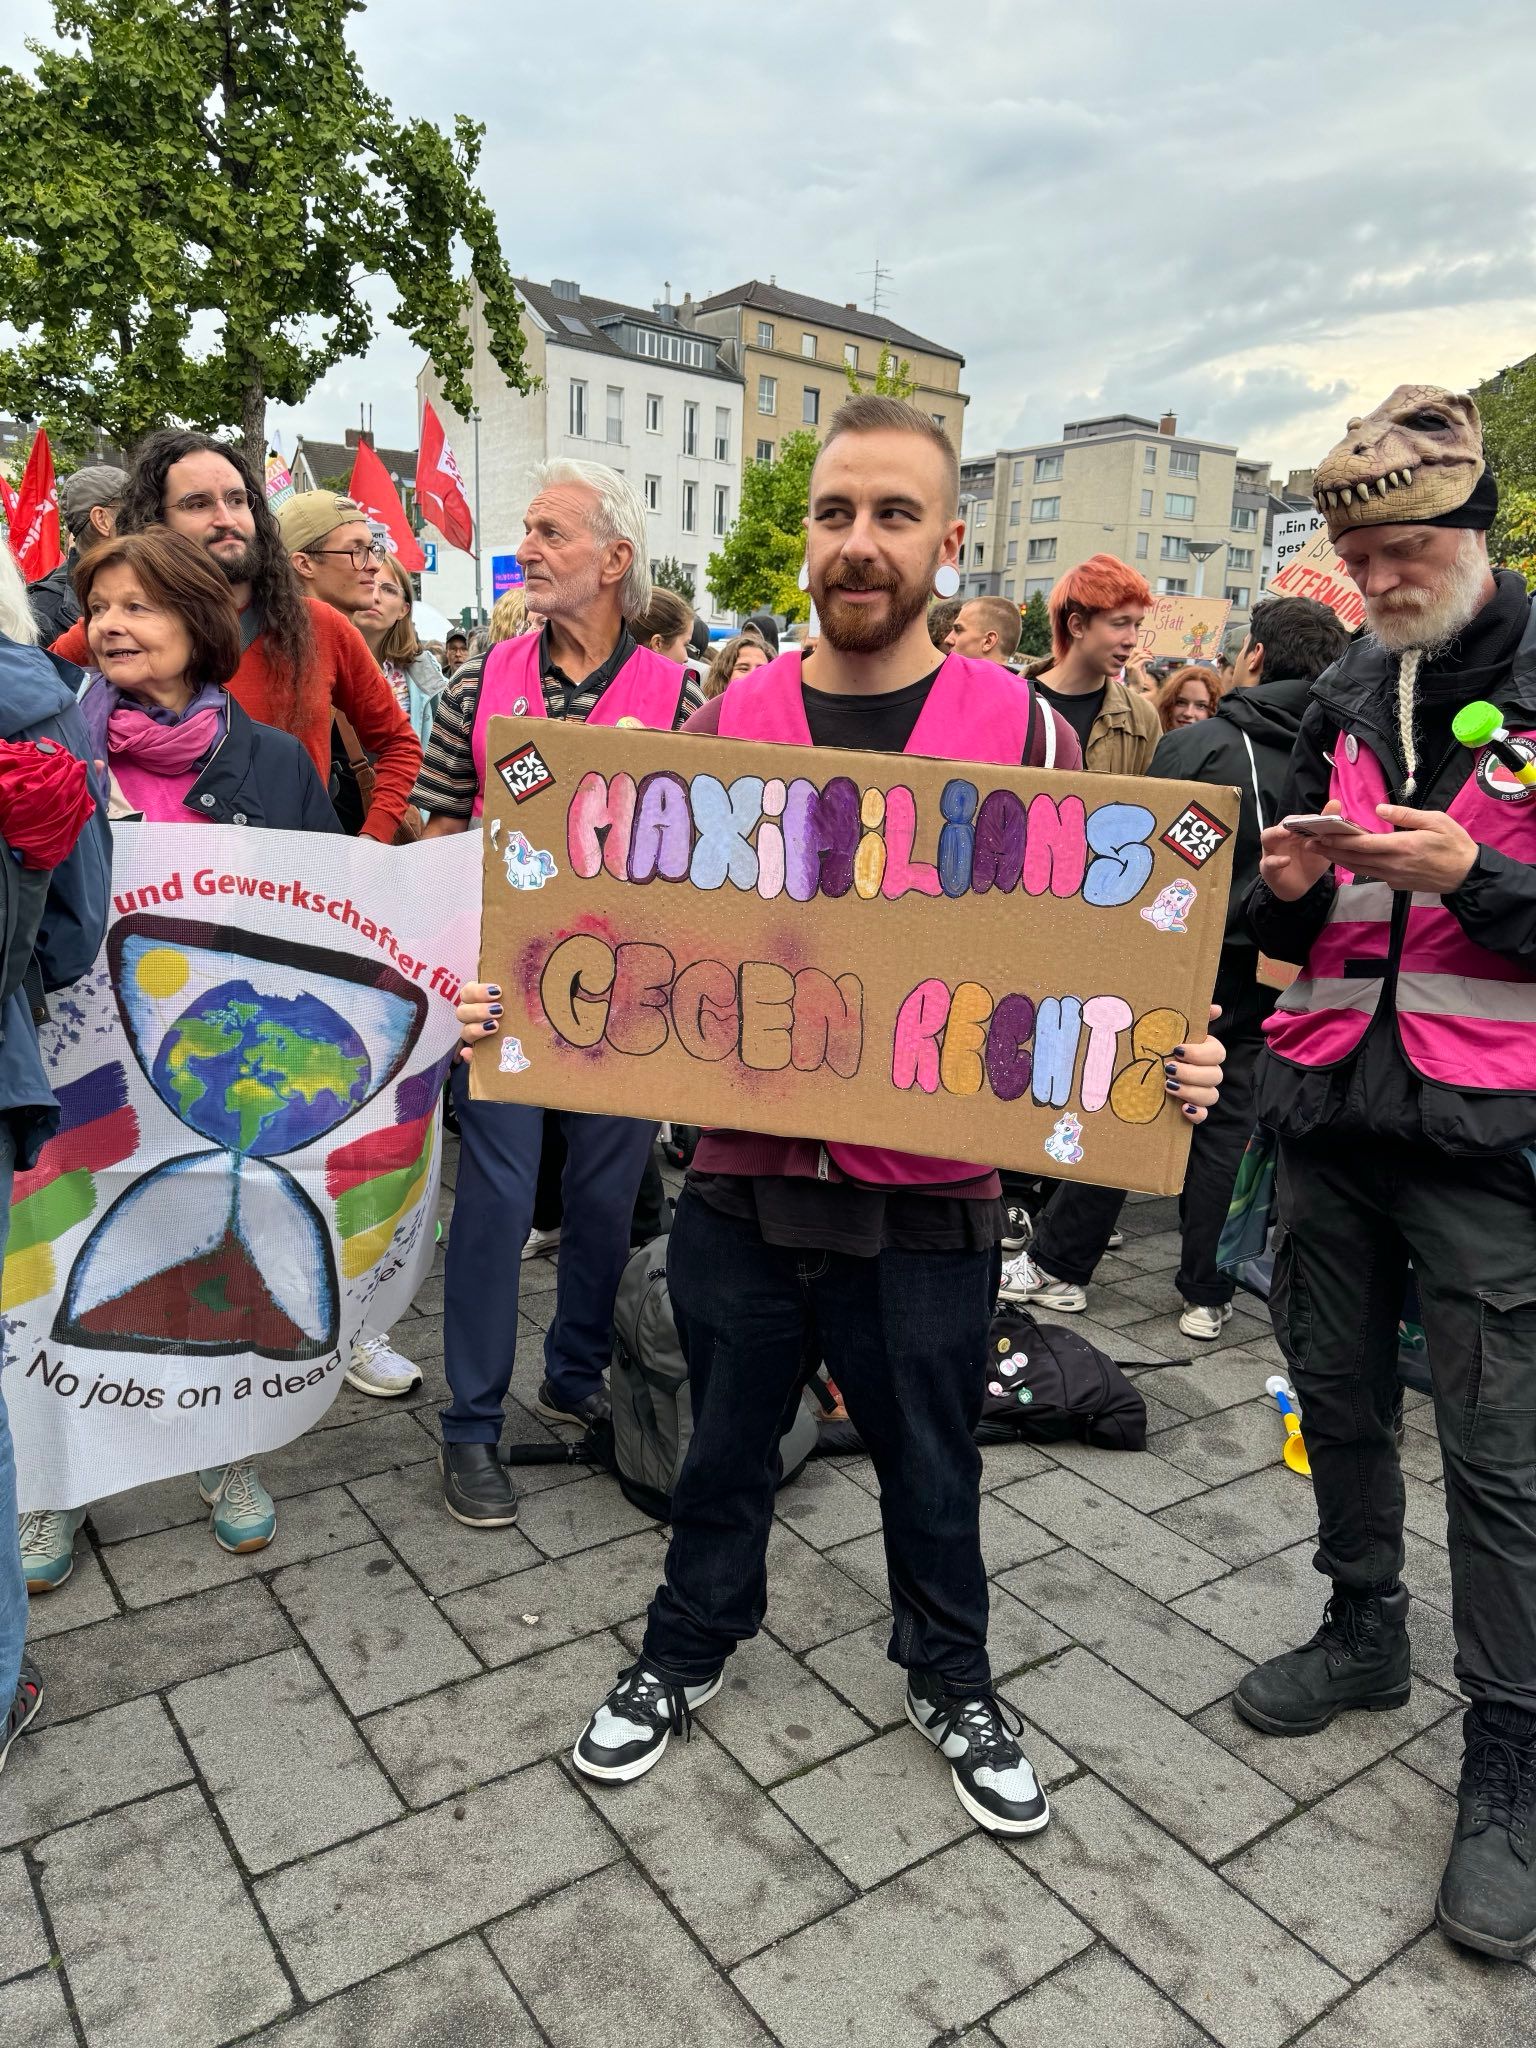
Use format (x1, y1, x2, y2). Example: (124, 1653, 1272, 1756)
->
(197, 1462, 276, 1553)
(19, 1508, 88, 1592)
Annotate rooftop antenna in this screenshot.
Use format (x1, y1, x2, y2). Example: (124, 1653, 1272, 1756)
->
(864, 257, 894, 314)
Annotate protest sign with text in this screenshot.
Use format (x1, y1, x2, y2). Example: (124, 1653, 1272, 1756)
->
(1267, 527, 1366, 628)
(1136, 593, 1232, 659)
(473, 721, 1237, 1197)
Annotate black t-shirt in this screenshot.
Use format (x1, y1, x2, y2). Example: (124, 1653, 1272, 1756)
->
(687, 665, 1007, 1258)
(1034, 678, 1103, 755)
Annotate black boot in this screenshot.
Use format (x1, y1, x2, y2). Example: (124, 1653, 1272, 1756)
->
(1437, 1708, 1536, 1960)
(439, 1443, 520, 1528)
(1234, 1583, 1411, 1736)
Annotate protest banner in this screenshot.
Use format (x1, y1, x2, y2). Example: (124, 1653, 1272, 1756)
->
(1267, 527, 1367, 629)
(1136, 593, 1231, 659)
(473, 721, 1238, 1197)
(6, 828, 481, 1512)
(1270, 507, 1326, 571)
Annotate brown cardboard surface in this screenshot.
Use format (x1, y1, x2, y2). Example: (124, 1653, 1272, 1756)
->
(1267, 528, 1367, 629)
(471, 720, 1239, 1196)
(1136, 594, 1231, 660)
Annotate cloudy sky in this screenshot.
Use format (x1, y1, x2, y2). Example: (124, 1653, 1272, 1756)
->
(8, 0, 1535, 474)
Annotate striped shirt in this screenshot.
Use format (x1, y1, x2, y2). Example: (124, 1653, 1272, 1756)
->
(411, 623, 702, 819)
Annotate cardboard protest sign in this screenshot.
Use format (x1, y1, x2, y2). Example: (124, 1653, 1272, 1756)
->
(473, 721, 1238, 1197)
(6, 827, 482, 1511)
(1137, 594, 1232, 660)
(1267, 528, 1366, 629)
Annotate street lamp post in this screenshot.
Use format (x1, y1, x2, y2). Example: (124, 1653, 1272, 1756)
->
(1186, 538, 1223, 598)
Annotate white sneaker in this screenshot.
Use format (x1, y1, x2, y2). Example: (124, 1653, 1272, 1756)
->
(573, 1660, 724, 1783)
(1107, 1229, 1125, 1250)
(998, 1251, 1086, 1314)
(345, 1334, 423, 1398)
(521, 1226, 562, 1263)
(1000, 1203, 1033, 1253)
(1179, 1301, 1234, 1341)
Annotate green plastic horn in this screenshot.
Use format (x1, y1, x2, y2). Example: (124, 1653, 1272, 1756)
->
(1452, 700, 1505, 748)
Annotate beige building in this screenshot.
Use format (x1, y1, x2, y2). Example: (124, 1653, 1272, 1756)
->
(961, 412, 1271, 642)
(681, 281, 968, 476)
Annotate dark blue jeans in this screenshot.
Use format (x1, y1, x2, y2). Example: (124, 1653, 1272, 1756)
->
(642, 1190, 999, 1689)
(440, 1063, 655, 1442)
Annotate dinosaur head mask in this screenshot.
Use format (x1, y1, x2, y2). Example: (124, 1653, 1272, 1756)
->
(1313, 385, 1492, 538)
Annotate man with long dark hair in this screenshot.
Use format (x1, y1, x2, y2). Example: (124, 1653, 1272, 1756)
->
(49, 431, 420, 843)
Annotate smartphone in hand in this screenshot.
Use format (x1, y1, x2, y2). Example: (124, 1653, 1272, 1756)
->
(1280, 813, 1369, 840)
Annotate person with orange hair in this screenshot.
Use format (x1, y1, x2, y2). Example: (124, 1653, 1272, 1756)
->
(1020, 553, 1161, 774)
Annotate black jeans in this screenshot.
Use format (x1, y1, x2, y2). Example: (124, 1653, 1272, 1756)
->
(1274, 1135, 1536, 1712)
(1032, 970, 1272, 1306)
(642, 1190, 1000, 1689)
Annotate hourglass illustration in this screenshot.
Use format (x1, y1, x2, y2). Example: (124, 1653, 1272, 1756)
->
(55, 916, 427, 1361)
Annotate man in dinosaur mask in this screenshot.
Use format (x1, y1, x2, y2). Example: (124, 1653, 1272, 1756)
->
(1239, 384, 1536, 1961)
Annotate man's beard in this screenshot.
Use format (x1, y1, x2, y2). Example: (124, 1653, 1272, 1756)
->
(1366, 531, 1489, 656)
(814, 561, 932, 654)
(203, 530, 261, 585)
(534, 555, 603, 620)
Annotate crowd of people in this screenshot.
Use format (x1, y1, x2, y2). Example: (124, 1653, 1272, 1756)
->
(1, 381, 1533, 1963)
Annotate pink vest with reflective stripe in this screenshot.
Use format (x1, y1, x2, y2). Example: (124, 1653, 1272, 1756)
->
(718, 650, 1037, 1189)
(1264, 727, 1536, 1091)
(469, 633, 686, 816)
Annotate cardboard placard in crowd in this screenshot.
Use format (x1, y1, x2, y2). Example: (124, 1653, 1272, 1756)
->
(1266, 527, 1367, 629)
(1136, 594, 1232, 660)
(473, 720, 1238, 1196)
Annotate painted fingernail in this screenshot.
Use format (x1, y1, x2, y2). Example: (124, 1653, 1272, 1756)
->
(488, 1003, 502, 1017)
(482, 1020, 497, 1032)
(1165, 1079, 1181, 1094)
(1171, 1045, 1187, 1058)
(1163, 1061, 1179, 1077)
(1182, 1103, 1200, 1118)
(486, 985, 502, 998)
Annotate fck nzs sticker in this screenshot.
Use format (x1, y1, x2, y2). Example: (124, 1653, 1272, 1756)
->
(1160, 801, 1231, 869)
(495, 743, 555, 805)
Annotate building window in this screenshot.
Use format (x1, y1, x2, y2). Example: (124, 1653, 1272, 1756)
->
(1232, 505, 1259, 532)
(1034, 454, 1063, 482)
(681, 481, 697, 534)
(606, 386, 623, 443)
(713, 484, 729, 537)
(1160, 535, 1191, 561)
(755, 437, 774, 463)
(1027, 537, 1057, 563)
(1135, 532, 1149, 558)
(1226, 585, 1250, 609)
(643, 474, 660, 513)
(1165, 492, 1196, 520)
(801, 332, 817, 358)
(1006, 540, 1018, 566)
(1228, 546, 1254, 570)
(757, 375, 777, 415)
(973, 544, 985, 567)
(568, 380, 588, 438)
(756, 320, 775, 349)
(645, 393, 662, 434)
(975, 501, 989, 526)
(844, 342, 859, 369)
(682, 563, 697, 593)
(1003, 578, 1016, 598)
(1024, 577, 1052, 597)
(1140, 489, 1154, 517)
(1012, 459, 1025, 487)
(1030, 496, 1060, 521)
(1157, 576, 1188, 595)
(1143, 445, 1158, 472)
(714, 407, 730, 463)
(683, 401, 699, 456)
(802, 386, 820, 427)
(1169, 449, 1199, 478)
(1009, 500, 1020, 526)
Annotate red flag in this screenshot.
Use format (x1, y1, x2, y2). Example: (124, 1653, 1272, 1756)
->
(0, 472, 17, 528)
(9, 430, 62, 582)
(415, 402, 475, 555)
(348, 439, 426, 573)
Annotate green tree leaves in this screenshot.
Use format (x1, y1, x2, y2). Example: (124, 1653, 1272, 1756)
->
(1017, 589, 1051, 657)
(707, 429, 818, 621)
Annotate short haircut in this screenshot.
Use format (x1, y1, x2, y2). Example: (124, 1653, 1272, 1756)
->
(927, 596, 963, 650)
(629, 585, 693, 647)
(1048, 554, 1152, 658)
(1245, 595, 1349, 684)
(529, 457, 651, 617)
(962, 596, 1022, 660)
(818, 394, 960, 515)
(75, 531, 242, 688)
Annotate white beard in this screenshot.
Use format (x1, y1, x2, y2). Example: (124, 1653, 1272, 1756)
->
(1365, 531, 1490, 655)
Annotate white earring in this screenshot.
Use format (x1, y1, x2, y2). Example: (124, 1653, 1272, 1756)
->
(932, 562, 961, 599)
(797, 559, 810, 592)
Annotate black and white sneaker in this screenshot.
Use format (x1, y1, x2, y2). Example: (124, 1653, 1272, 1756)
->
(907, 1670, 1050, 1835)
(572, 1659, 723, 1783)
(1000, 1203, 1034, 1253)
(0, 1655, 42, 1778)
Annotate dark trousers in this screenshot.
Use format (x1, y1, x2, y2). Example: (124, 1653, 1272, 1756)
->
(642, 1191, 1000, 1689)
(1273, 1136, 1536, 1712)
(533, 1112, 667, 1244)
(440, 1063, 655, 1442)
(1032, 969, 1272, 1306)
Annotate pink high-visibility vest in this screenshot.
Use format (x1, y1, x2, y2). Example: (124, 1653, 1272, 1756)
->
(717, 649, 1043, 1189)
(469, 632, 686, 817)
(1264, 726, 1536, 1091)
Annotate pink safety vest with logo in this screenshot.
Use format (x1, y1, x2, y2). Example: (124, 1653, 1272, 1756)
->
(717, 648, 1044, 1188)
(1263, 724, 1536, 1091)
(469, 633, 686, 817)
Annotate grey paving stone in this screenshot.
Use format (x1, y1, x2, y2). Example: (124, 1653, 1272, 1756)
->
(0, 1849, 47, 1981)
(88, 1473, 208, 1544)
(1068, 1315, 1171, 1365)
(770, 1724, 973, 1885)
(990, 1944, 1206, 2048)
(771, 1459, 886, 1548)
(824, 1496, 1057, 1604)
(0, 1970, 75, 2045)
(658, 1623, 868, 1786)
(105, 1485, 375, 1609)
(491, 1859, 771, 2047)
(1069, 1282, 1168, 1329)
(1396, 1707, 1466, 1797)
(1400, 1472, 1450, 1549)
(0, 1695, 188, 1850)
(1154, 1464, 1318, 1569)
(439, 1527, 669, 1665)
(1291, 1928, 1536, 2044)
(759, 1521, 885, 1653)
(731, 1833, 1091, 2048)
(260, 1408, 435, 1496)
(586, 1726, 850, 1967)
(1170, 1538, 1324, 1661)
(1395, 1425, 1446, 1484)
(1012, 1776, 1346, 2048)
(19, 1544, 118, 1638)
(1153, 1398, 1288, 1487)
(512, 1473, 659, 1559)
(30, 1579, 295, 1725)
(244, 1935, 541, 2046)
(1112, 1227, 1185, 1273)
(35, 1783, 288, 2046)
(345, 1457, 541, 1595)
(1136, 1348, 1279, 1421)
(996, 1469, 1225, 1601)
(256, 1762, 617, 1999)
(170, 1647, 403, 1873)
(1193, 1684, 1460, 1804)
(1402, 1528, 1455, 1617)
(806, 1585, 1071, 1728)
(1224, 1758, 1454, 1981)
(1009, 1648, 1293, 1859)
(362, 1630, 628, 1806)
(273, 1540, 480, 1714)
(1034, 1434, 1206, 1511)
(1407, 1596, 1460, 1691)
(977, 1438, 1059, 1491)
(1000, 1550, 1250, 1714)
(386, 1311, 446, 1363)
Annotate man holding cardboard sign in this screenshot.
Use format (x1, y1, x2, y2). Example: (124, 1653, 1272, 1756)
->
(460, 398, 1228, 1835)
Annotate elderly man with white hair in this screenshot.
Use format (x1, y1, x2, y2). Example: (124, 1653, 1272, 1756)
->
(418, 460, 698, 1528)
